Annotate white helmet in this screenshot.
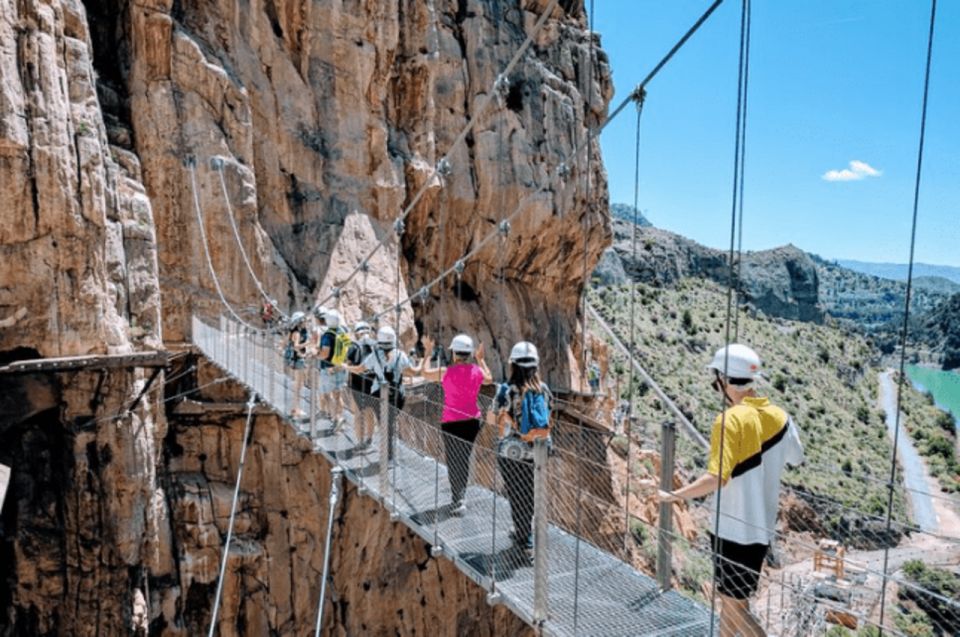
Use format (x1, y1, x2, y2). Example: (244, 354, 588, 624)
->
(354, 321, 371, 334)
(449, 334, 474, 354)
(377, 325, 397, 350)
(289, 311, 306, 325)
(706, 344, 761, 381)
(509, 341, 539, 368)
(323, 309, 341, 328)
(313, 304, 328, 318)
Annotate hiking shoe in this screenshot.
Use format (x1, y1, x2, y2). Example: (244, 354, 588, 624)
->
(510, 531, 533, 551)
(451, 501, 467, 516)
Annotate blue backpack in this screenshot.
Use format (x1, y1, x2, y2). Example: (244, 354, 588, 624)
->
(518, 387, 551, 440)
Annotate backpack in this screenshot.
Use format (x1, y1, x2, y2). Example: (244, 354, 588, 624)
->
(497, 383, 551, 443)
(284, 327, 307, 363)
(326, 328, 352, 366)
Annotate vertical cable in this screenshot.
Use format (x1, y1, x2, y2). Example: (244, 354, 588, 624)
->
(878, 1, 937, 633)
(732, 0, 751, 341)
(709, 0, 749, 633)
(207, 396, 257, 637)
(623, 97, 645, 553)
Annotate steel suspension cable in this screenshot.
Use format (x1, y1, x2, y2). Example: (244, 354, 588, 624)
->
(709, 0, 750, 633)
(574, 0, 597, 630)
(603, 0, 725, 131)
(732, 0, 751, 341)
(622, 95, 646, 553)
(879, 0, 938, 632)
(213, 159, 285, 319)
(207, 395, 257, 637)
(188, 158, 267, 333)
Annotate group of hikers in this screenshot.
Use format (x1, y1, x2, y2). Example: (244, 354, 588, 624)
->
(266, 299, 802, 635)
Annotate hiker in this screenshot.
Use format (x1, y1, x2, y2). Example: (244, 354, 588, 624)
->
(283, 312, 310, 418)
(348, 325, 419, 460)
(420, 333, 493, 514)
(317, 308, 350, 426)
(493, 341, 552, 552)
(657, 344, 803, 637)
(588, 360, 601, 394)
(345, 321, 377, 449)
(261, 298, 279, 330)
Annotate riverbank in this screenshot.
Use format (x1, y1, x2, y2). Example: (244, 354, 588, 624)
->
(906, 364, 960, 433)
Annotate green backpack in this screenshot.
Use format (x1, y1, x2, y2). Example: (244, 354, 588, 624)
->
(327, 328, 352, 366)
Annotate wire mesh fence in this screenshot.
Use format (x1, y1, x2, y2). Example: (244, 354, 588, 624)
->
(191, 314, 960, 636)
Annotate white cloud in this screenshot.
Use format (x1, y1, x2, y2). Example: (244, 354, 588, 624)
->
(822, 160, 882, 182)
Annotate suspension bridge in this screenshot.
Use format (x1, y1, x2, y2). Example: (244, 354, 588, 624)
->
(192, 314, 714, 636)
(148, 0, 957, 634)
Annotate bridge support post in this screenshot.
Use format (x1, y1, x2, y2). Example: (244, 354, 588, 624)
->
(656, 420, 676, 591)
(379, 383, 390, 499)
(532, 437, 549, 624)
(309, 366, 318, 440)
(314, 466, 343, 637)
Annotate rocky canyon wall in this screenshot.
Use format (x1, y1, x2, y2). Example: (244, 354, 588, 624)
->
(1, 0, 611, 633)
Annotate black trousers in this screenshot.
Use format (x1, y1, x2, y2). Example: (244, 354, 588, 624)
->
(441, 418, 481, 504)
(498, 455, 535, 540)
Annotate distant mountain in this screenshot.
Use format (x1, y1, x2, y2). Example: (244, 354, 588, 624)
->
(609, 203, 652, 227)
(836, 260, 960, 285)
(814, 259, 951, 333)
(597, 219, 823, 323)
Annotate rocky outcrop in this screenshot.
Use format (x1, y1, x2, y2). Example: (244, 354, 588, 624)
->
(1, 0, 612, 633)
(603, 219, 823, 323)
(119, 0, 612, 384)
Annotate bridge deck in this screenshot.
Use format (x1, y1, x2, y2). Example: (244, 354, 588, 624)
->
(192, 316, 712, 636)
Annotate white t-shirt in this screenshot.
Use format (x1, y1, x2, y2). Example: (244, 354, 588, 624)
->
(362, 349, 412, 392)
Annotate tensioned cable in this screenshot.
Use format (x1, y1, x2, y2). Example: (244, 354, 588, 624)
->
(709, 0, 750, 633)
(213, 159, 286, 319)
(313, 0, 562, 309)
(207, 395, 257, 637)
(188, 158, 267, 334)
(732, 0, 751, 342)
(622, 94, 645, 553)
(352, 0, 728, 329)
(573, 0, 597, 630)
(878, 0, 938, 632)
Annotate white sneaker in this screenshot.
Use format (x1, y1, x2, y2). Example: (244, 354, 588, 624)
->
(451, 501, 467, 516)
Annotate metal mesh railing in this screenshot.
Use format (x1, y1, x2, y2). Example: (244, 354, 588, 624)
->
(192, 314, 960, 636)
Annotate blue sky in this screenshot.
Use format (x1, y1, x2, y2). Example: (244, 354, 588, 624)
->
(592, 1, 959, 266)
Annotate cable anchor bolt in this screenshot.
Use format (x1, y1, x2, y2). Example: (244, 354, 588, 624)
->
(417, 286, 430, 302)
(436, 157, 452, 178)
(209, 156, 225, 171)
(493, 74, 510, 107)
(454, 260, 466, 276)
(498, 220, 511, 237)
(393, 218, 406, 236)
(557, 162, 570, 180)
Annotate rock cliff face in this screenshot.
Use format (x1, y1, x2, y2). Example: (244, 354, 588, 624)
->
(603, 219, 823, 323)
(0, 0, 611, 634)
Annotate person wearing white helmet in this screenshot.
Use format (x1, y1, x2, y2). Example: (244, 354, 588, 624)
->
(657, 343, 803, 637)
(419, 332, 493, 514)
(282, 311, 310, 418)
(314, 308, 349, 426)
(491, 340, 552, 553)
(348, 324, 420, 460)
(261, 297, 279, 330)
(345, 321, 377, 448)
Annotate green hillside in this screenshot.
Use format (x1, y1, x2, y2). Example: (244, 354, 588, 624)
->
(590, 278, 912, 530)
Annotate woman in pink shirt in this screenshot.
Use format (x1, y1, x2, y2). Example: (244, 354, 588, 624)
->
(421, 333, 493, 514)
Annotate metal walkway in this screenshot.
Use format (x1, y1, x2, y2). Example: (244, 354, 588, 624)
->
(192, 315, 712, 636)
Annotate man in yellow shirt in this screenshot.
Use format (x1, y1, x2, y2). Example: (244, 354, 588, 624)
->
(658, 344, 803, 637)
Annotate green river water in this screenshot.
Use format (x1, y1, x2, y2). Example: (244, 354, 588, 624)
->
(906, 364, 960, 431)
